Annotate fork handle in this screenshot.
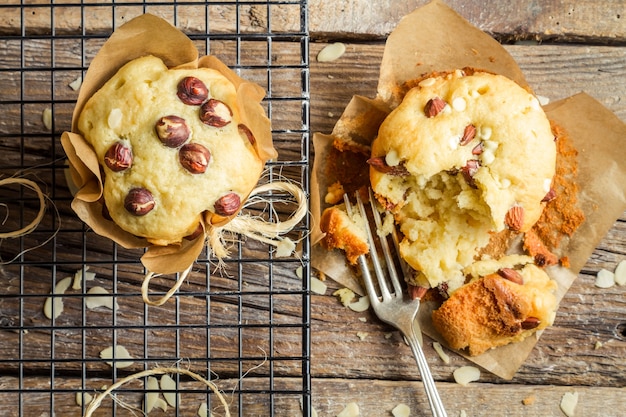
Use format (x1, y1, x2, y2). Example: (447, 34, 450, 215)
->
(404, 327, 448, 417)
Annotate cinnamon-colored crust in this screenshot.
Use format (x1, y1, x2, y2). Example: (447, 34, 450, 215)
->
(432, 265, 557, 356)
(523, 229, 558, 267)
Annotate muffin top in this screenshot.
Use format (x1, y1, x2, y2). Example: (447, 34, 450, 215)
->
(78, 55, 264, 245)
(370, 69, 556, 287)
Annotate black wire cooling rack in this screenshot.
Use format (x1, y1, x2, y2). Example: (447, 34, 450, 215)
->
(0, 1, 310, 416)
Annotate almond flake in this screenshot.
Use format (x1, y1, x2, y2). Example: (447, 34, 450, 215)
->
(337, 402, 360, 417)
(316, 42, 346, 62)
(42, 108, 53, 130)
(43, 276, 73, 320)
(99, 345, 134, 369)
(348, 295, 370, 312)
(432, 342, 450, 364)
(391, 403, 411, 417)
(310, 276, 328, 295)
(72, 266, 96, 290)
(144, 376, 160, 413)
(560, 391, 579, 417)
(160, 374, 179, 408)
(68, 76, 82, 91)
(595, 269, 615, 288)
(85, 286, 118, 310)
(453, 366, 480, 386)
(614, 260, 626, 286)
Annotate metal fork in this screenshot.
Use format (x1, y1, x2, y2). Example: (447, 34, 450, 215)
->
(344, 190, 447, 417)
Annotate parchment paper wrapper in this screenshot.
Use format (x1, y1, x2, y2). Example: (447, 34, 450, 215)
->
(311, 0, 626, 379)
(61, 14, 277, 275)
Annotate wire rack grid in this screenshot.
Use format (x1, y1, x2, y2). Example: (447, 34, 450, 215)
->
(0, 1, 311, 416)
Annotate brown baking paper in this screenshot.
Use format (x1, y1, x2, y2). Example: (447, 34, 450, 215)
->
(311, 0, 626, 379)
(61, 14, 277, 275)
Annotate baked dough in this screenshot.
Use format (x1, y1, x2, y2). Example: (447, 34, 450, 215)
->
(431, 263, 558, 356)
(370, 70, 556, 288)
(78, 55, 264, 245)
(320, 203, 369, 265)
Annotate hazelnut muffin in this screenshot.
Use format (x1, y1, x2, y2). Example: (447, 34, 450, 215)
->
(77, 55, 264, 245)
(370, 69, 557, 289)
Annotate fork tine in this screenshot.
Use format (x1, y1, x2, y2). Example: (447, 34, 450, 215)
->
(343, 194, 380, 303)
(350, 192, 392, 302)
(367, 188, 404, 296)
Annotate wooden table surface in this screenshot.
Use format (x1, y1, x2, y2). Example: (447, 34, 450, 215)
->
(1, 1, 625, 416)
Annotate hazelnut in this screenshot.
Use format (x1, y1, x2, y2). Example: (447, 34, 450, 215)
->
(542, 188, 557, 203)
(155, 115, 190, 148)
(200, 99, 232, 127)
(214, 192, 241, 216)
(104, 142, 133, 172)
(461, 159, 480, 187)
(505, 205, 525, 232)
(176, 76, 208, 105)
(184, 223, 204, 241)
(497, 268, 524, 285)
(238, 123, 256, 146)
(124, 187, 155, 216)
(471, 142, 484, 155)
(367, 156, 410, 176)
(521, 317, 540, 330)
(460, 124, 477, 146)
(179, 143, 211, 174)
(424, 97, 447, 117)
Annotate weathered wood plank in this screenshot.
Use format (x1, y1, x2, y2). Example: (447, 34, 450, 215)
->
(309, 0, 626, 43)
(1, 375, 625, 416)
(1, 1, 624, 43)
(309, 42, 626, 137)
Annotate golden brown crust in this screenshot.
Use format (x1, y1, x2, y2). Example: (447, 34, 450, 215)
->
(320, 205, 369, 265)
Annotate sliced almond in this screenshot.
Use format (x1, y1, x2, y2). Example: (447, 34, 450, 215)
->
(42, 108, 53, 130)
(453, 366, 480, 386)
(333, 288, 355, 307)
(85, 286, 118, 310)
(595, 269, 615, 288)
(43, 276, 73, 320)
(68, 76, 82, 91)
(432, 342, 450, 364)
(275, 237, 296, 257)
(391, 403, 411, 417)
(197, 402, 208, 417)
(160, 374, 179, 408)
(310, 276, 328, 295)
(348, 295, 370, 312)
(316, 42, 346, 62)
(337, 402, 360, 417)
(99, 345, 134, 369)
(614, 260, 626, 286)
(75, 392, 93, 406)
(72, 266, 96, 290)
(560, 391, 579, 417)
(144, 376, 160, 413)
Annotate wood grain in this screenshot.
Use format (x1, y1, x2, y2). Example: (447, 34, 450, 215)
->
(1, 2, 626, 416)
(2, 0, 625, 43)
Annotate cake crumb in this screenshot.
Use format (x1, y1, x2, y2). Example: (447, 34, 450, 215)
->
(522, 395, 536, 406)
